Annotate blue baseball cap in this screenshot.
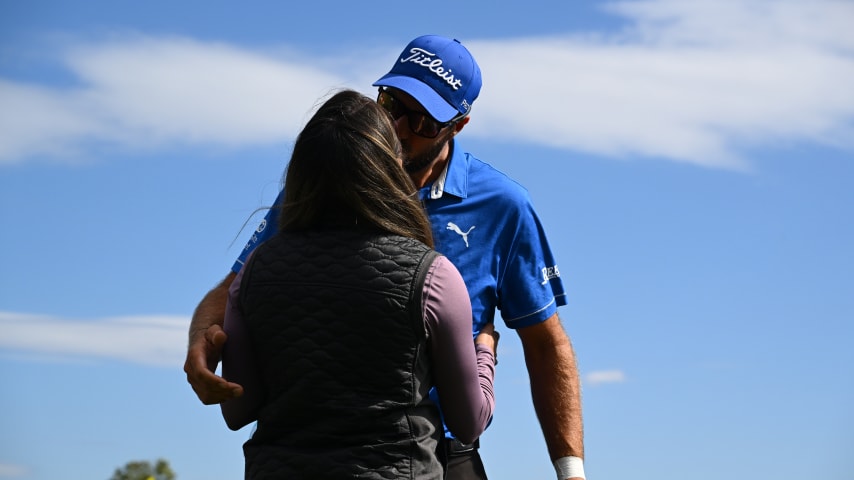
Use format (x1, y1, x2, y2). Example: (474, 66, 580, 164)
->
(373, 35, 482, 123)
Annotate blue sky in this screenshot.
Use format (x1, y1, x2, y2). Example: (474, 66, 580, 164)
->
(1, 1, 853, 479)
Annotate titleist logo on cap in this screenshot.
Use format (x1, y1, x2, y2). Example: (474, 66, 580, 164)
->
(400, 48, 463, 91)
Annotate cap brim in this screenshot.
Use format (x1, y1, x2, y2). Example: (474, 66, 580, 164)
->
(373, 74, 460, 123)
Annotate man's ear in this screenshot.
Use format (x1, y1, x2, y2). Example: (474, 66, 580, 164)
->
(452, 116, 470, 136)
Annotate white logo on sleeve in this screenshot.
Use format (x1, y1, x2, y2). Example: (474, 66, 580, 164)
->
(541, 265, 560, 285)
(246, 218, 268, 251)
(446, 222, 476, 248)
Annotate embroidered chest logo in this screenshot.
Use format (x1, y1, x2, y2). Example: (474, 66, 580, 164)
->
(446, 222, 476, 248)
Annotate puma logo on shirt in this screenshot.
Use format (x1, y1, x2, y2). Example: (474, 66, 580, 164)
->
(446, 222, 476, 248)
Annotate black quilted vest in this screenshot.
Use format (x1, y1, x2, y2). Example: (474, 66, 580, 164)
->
(238, 229, 444, 479)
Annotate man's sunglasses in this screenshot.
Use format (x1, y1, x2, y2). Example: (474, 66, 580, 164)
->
(377, 88, 459, 139)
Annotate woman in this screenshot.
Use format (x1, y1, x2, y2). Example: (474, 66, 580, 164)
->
(220, 89, 498, 479)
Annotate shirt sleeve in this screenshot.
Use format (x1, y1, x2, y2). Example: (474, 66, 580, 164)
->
(220, 254, 264, 430)
(423, 255, 496, 444)
(499, 194, 567, 329)
(231, 190, 283, 274)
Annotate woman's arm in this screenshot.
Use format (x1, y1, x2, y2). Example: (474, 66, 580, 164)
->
(423, 256, 497, 444)
(219, 265, 264, 430)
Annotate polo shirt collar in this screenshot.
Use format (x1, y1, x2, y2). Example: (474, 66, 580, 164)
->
(428, 139, 469, 200)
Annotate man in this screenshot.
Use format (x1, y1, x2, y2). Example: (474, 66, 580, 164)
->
(185, 35, 586, 480)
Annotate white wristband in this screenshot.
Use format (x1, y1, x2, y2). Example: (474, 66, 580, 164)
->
(554, 456, 585, 480)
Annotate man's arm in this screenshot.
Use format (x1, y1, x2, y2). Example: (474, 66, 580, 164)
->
(517, 313, 585, 480)
(184, 271, 243, 405)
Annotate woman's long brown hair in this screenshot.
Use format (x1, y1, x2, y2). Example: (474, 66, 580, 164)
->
(278, 89, 433, 248)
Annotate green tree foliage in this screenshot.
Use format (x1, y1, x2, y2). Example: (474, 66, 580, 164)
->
(110, 459, 175, 480)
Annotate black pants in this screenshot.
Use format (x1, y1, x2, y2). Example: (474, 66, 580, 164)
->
(443, 439, 488, 480)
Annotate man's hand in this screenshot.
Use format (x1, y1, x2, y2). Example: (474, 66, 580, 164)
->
(184, 272, 242, 404)
(184, 323, 243, 404)
(474, 322, 500, 359)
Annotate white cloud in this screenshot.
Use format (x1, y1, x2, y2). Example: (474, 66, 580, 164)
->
(584, 369, 627, 386)
(468, 0, 854, 169)
(0, 36, 363, 165)
(0, 311, 187, 368)
(0, 0, 852, 169)
(0, 464, 28, 478)
(0, 80, 106, 164)
(64, 37, 353, 145)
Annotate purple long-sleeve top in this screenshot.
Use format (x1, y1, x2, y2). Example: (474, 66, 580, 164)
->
(220, 254, 496, 444)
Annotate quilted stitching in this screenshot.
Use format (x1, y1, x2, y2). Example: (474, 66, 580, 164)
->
(240, 230, 443, 479)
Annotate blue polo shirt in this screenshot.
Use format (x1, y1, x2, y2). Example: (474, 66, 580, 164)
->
(232, 140, 567, 334)
(421, 141, 566, 334)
